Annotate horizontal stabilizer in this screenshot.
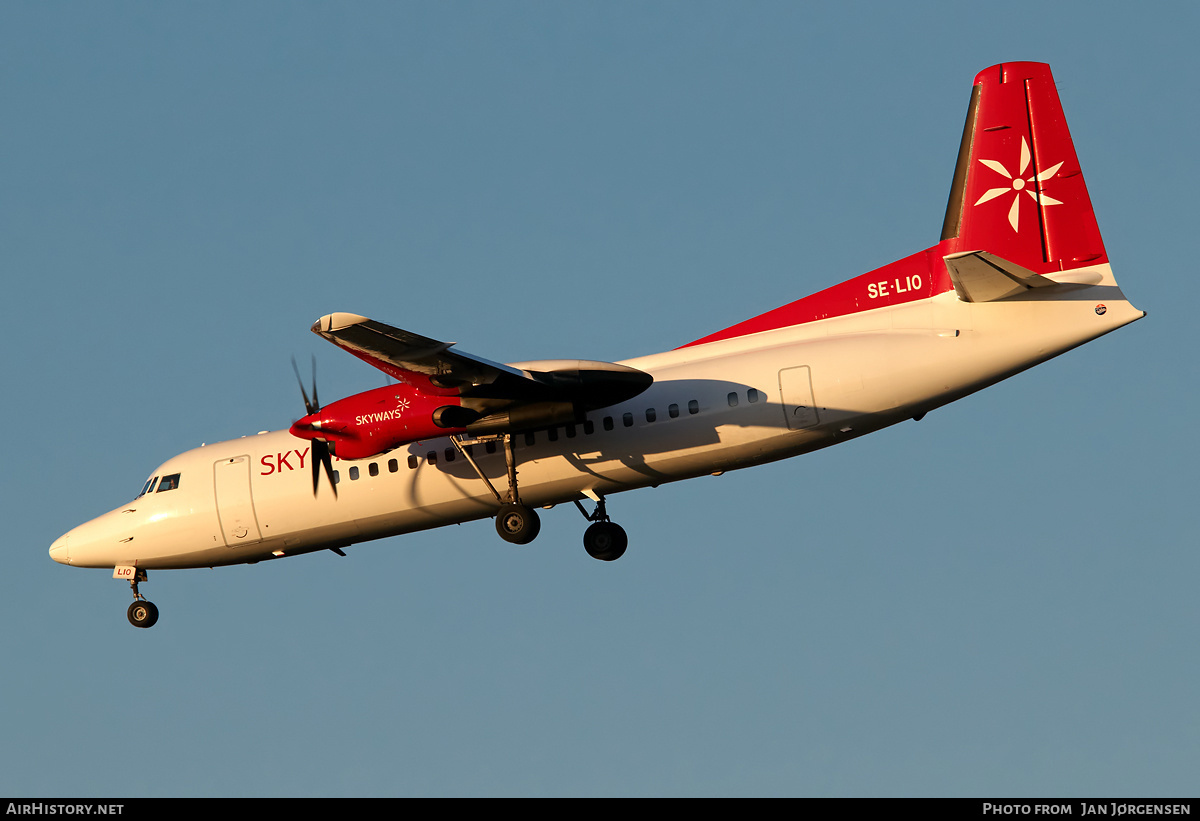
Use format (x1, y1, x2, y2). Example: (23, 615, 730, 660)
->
(943, 251, 1058, 303)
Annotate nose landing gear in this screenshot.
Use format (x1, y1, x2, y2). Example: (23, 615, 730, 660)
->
(125, 569, 159, 628)
(127, 599, 159, 628)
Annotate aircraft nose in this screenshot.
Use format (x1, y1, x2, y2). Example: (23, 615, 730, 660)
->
(49, 532, 70, 565)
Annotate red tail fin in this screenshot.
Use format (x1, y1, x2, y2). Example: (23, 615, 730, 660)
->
(942, 62, 1107, 273)
(681, 63, 1113, 350)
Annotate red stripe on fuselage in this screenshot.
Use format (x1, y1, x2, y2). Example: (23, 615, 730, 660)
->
(680, 244, 954, 349)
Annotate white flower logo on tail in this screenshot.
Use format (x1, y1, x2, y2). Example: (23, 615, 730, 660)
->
(974, 137, 1064, 232)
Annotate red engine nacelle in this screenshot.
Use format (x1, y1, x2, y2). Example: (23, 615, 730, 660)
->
(289, 384, 469, 460)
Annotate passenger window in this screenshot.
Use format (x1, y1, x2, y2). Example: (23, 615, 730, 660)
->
(349, 466, 360, 481)
(547, 428, 558, 442)
(603, 416, 614, 431)
(408, 455, 419, 470)
(689, 399, 699, 414)
(388, 459, 399, 473)
(427, 451, 437, 466)
(333, 470, 341, 484)
(485, 441, 497, 455)
(728, 392, 739, 407)
(622, 412, 634, 427)
(157, 473, 181, 492)
(583, 420, 595, 435)
(565, 424, 576, 438)
(748, 388, 761, 403)
(524, 432, 535, 446)
(369, 463, 379, 477)
(669, 403, 679, 418)
(445, 448, 455, 462)
(646, 408, 656, 423)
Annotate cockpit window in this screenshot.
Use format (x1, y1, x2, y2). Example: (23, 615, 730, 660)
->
(157, 473, 181, 492)
(138, 476, 159, 498)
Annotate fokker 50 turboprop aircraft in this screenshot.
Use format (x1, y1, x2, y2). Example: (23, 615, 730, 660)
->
(51, 63, 1143, 628)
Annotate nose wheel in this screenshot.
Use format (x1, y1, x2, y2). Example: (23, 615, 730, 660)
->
(127, 599, 159, 628)
(125, 569, 159, 628)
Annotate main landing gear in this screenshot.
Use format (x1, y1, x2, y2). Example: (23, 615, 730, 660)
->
(451, 433, 628, 559)
(493, 432, 542, 545)
(450, 433, 544, 546)
(576, 495, 627, 561)
(126, 569, 159, 628)
(495, 501, 541, 545)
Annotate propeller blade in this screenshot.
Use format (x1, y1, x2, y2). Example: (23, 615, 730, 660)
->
(291, 355, 319, 416)
(319, 442, 338, 499)
(310, 439, 338, 498)
(291, 355, 337, 499)
(311, 440, 322, 495)
(309, 356, 320, 413)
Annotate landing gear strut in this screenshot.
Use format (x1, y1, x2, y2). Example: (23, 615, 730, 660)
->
(451, 434, 629, 557)
(453, 433, 541, 545)
(575, 494, 627, 561)
(126, 569, 159, 628)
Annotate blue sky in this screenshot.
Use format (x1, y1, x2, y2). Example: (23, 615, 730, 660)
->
(3, 1, 1196, 797)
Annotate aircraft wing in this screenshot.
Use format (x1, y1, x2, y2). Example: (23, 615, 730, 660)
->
(311, 312, 652, 410)
(311, 312, 531, 396)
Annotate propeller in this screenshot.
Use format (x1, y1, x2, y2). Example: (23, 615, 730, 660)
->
(291, 355, 338, 499)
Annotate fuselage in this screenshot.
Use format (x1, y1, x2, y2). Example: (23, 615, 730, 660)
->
(49, 266, 1142, 571)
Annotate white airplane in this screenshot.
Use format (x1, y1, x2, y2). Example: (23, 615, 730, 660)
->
(51, 62, 1144, 628)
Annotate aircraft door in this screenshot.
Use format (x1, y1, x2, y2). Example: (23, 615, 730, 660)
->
(214, 456, 263, 546)
(778, 366, 820, 430)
